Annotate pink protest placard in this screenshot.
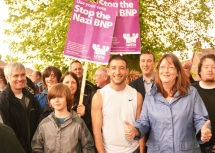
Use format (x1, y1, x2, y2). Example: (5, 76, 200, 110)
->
(64, 0, 117, 64)
(98, 0, 141, 54)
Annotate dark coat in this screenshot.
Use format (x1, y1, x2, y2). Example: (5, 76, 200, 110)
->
(0, 123, 25, 153)
(0, 84, 42, 153)
(129, 76, 146, 99)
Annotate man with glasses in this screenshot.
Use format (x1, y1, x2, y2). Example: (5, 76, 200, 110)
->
(192, 54, 215, 153)
(70, 60, 96, 90)
(93, 67, 110, 89)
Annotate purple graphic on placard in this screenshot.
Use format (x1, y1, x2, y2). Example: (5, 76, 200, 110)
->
(98, 0, 141, 54)
(64, 0, 117, 64)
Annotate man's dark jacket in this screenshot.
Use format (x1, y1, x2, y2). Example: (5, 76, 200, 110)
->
(129, 76, 146, 99)
(0, 123, 25, 153)
(81, 80, 96, 135)
(0, 84, 42, 153)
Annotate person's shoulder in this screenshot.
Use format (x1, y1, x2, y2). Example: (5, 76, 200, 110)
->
(126, 84, 137, 91)
(35, 90, 48, 99)
(71, 110, 85, 124)
(0, 92, 9, 106)
(23, 88, 36, 99)
(129, 76, 143, 86)
(86, 80, 94, 86)
(39, 115, 52, 126)
(0, 93, 7, 101)
(93, 89, 102, 99)
(0, 85, 10, 98)
(86, 80, 96, 88)
(98, 84, 109, 94)
(0, 123, 14, 134)
(70, 110, 78, 118)
(147, 84, 158, 96)
(187, 85, 198, 95)
(191, 81, 200, 87)
(24, 91, 42, 109)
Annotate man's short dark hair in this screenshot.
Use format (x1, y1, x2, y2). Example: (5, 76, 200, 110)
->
(35, 71, 42, 78)
(198, 54, 215, 78)
(108, 55, 128, 68)
(141, 51, 156, 62)
(70, 60, 82, 67)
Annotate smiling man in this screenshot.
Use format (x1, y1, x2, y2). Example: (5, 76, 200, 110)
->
(0, 62, 41, 153)
(91, 55, 143, 153)
(129, 51, 156, 100)
(192, 54, 215, 153)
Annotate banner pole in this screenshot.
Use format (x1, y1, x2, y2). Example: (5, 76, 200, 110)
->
(79, 61, 88, 105)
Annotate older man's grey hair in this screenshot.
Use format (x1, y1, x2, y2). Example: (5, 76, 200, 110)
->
(4, 62, 26, 77)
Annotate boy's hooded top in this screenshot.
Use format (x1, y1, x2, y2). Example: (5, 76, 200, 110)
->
(31, 110, 95, 153)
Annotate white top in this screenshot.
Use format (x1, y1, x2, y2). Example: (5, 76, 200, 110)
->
(99, 84, 139, 153)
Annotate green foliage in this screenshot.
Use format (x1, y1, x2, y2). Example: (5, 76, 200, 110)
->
(3, 0, 215, 76)
(86, 62, 98, 83)
(4, 55, 19, 63)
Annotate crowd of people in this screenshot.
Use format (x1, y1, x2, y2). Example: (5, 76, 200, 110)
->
(0, 51, 214, 153)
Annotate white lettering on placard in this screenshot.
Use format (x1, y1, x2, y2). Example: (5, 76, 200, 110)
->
(73, 13, 93, 24)
(99, 0, 118, 7)
(94, 19, 113, 28)
(119, 9, 137, 16)
(74, 5, 95, 18)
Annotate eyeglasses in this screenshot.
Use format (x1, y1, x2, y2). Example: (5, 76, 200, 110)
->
(159, 66, 175, 71)
(93, 74, 104, 78)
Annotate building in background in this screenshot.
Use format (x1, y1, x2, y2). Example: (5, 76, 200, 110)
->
(0, 60, 6, 68)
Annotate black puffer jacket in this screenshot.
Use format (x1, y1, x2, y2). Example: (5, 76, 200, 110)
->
(0, 84, 42, 153)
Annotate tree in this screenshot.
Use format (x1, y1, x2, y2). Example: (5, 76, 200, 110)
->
(3, 0, 215, 73)
(4, 55, 18, 63)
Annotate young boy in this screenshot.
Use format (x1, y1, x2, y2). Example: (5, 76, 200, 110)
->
(31, 83, 95, 153)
